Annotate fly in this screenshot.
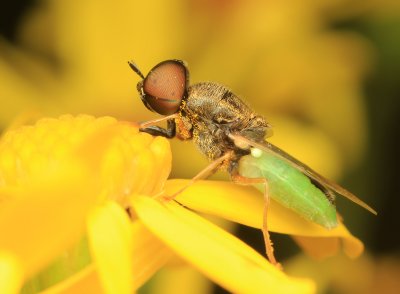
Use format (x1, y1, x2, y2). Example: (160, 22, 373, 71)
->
(128, 59, 377, 267)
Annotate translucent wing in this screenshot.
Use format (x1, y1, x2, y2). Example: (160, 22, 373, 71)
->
(230, 134, 377, 215)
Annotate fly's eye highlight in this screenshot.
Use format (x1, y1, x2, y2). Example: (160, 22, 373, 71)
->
(140, 60, 188, 115)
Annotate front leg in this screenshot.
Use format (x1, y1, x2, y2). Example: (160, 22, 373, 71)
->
(140, 118, 176, 138)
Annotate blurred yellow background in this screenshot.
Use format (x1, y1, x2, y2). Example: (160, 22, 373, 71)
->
(1, 0, 399, 293)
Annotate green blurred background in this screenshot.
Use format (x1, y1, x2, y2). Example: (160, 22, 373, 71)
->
(1, 0, 399, 293)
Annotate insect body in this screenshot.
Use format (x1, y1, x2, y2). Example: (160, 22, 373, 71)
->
(129, 59, 376, 265)
(239, 147, 337, 229)
(180, 82, 271, 162)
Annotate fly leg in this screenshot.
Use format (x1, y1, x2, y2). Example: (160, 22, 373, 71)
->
(231, 172, 281, 269)
(139, 114, 177, 138)
(165, 151, 235, 200)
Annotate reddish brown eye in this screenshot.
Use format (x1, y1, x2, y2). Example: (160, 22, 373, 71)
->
(142, 60, 188, 115)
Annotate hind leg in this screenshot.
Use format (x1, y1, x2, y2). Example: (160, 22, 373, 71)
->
(231, 173, 281, 268)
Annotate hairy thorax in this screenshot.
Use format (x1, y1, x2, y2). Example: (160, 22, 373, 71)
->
(175, 82, 271, 162)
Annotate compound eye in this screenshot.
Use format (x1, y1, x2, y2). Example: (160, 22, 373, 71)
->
(142, 60, 188, 115)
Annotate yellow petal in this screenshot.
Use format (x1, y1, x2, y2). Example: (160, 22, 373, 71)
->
(0, 160, 96, 278)
(149, 266, 212, 294)
(76, 119, 171, 202)
(166, 179, 364, 258)
(132, 196, 315, 294)
(0, 116, 128, 278)
(0, 115, 172, 289)
(293, 234, 363, 260)
(147, 136, 173, 195)
(41, 222, 174, 293)
(39, 265, 104, 294)
(0, 252, 24, 294)
(87, 201, 133, 294)
(131, 221, 174, 290)
(0, 114, 117, 187)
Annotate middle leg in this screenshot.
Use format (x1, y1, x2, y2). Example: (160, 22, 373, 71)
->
(165, 151, 235, 200)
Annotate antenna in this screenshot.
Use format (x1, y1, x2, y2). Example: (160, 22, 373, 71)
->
(128, 60, 145, 79)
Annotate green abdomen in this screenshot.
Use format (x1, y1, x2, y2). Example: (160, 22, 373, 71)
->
(238, 151, 337, 229)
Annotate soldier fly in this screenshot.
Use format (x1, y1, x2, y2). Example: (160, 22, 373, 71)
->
(128, 59, 376, 266)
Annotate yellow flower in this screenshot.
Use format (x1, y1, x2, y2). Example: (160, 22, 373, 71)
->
(0, 0, 378, 179)
(0, 114, 172, 293)
(0, 115, 368, 293)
